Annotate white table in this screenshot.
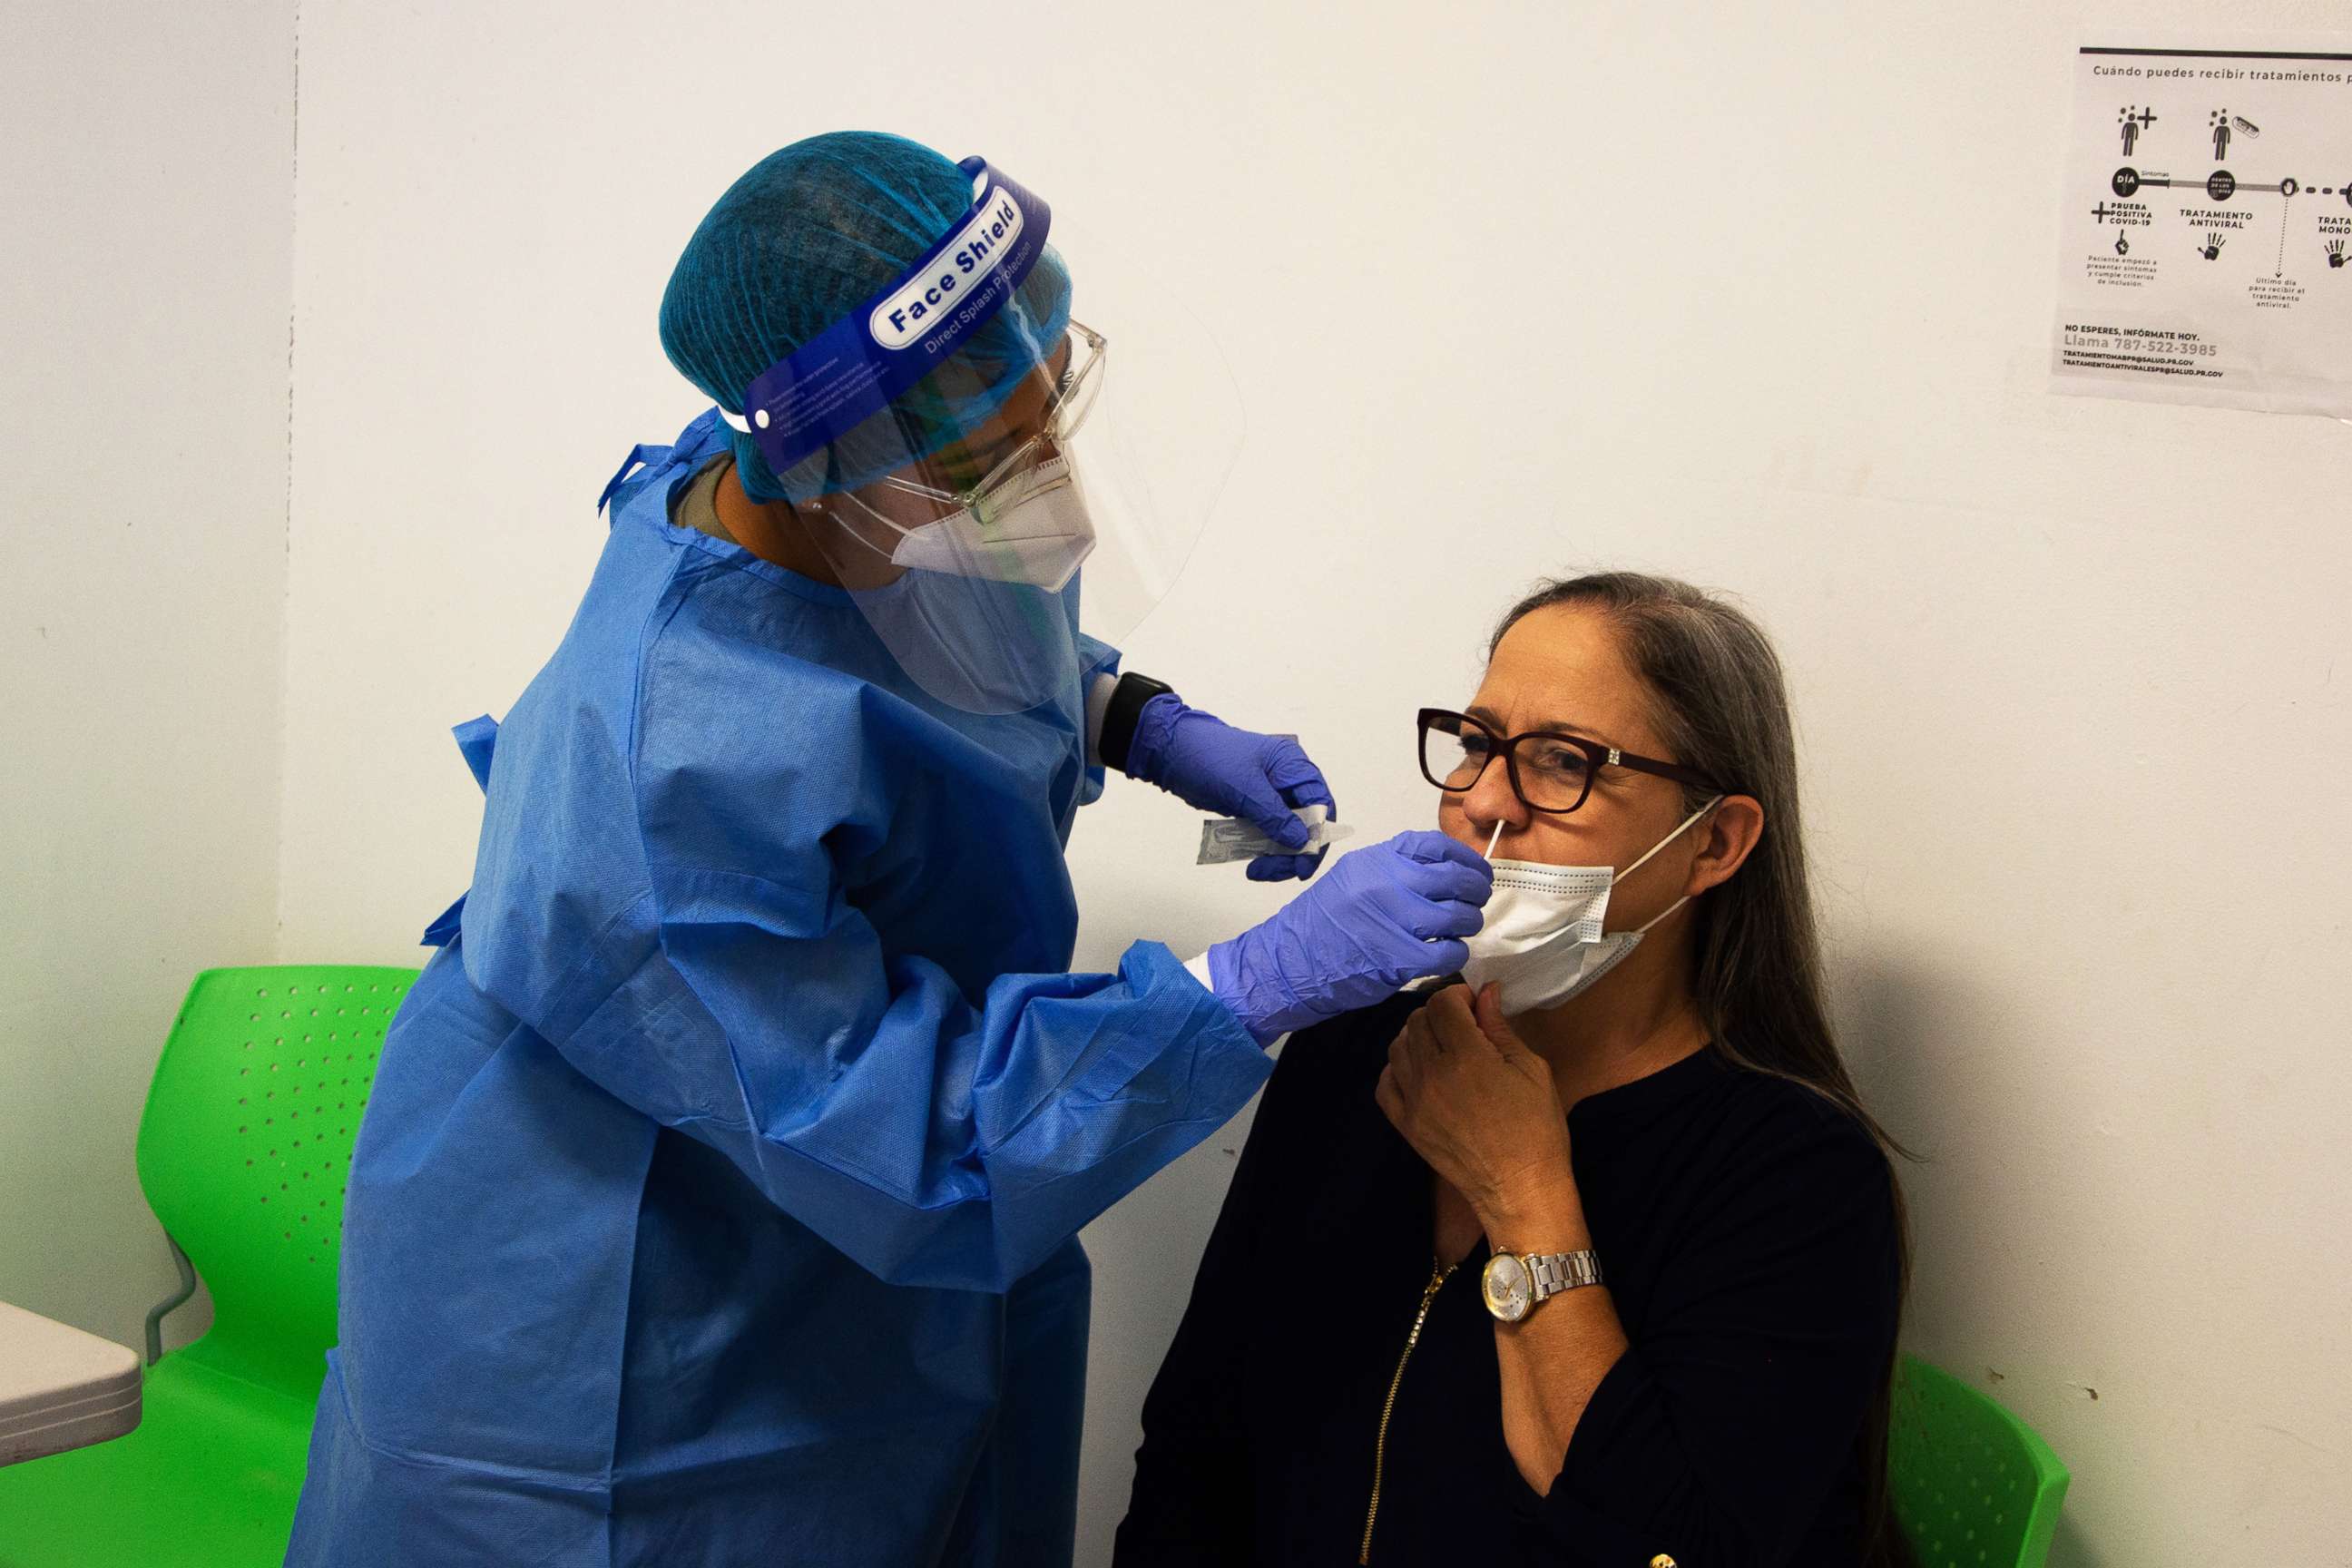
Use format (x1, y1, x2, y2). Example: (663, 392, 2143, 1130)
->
(0, 1300, 142, 1466)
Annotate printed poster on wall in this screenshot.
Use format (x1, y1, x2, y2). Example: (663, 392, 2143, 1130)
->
(2052, 37, 2352, 418)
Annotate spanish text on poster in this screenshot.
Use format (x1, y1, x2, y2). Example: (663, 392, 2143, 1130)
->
(2053, 37, 2352, 418)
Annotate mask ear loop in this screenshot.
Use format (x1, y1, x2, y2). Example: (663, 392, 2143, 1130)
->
(822, 485, 940, 564)
(1618, 795, 1725, 934)
(1485, 792, 1720, 887)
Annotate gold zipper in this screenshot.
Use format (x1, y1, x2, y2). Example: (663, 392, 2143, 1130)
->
(1358, 1257, 1456, 1564)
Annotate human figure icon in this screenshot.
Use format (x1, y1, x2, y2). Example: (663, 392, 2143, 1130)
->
(2121, 107, 2139, 157)
(2210, 109, 2231, 162)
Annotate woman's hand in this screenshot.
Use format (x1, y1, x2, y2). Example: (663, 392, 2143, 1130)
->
(1376, 984, 1579, 1237)
(1379, 983, 1622, 1497)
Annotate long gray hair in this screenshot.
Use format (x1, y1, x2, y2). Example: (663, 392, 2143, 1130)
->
(1492, 572, 1915, 1568)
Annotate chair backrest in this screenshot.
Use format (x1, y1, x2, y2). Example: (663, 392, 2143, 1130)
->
(135, 965, 420, 1400)
(1888, 1356, 2070, 1568)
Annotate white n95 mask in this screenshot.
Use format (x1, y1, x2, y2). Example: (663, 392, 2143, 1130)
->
(837, 456, 1097, 591)
(1462, 799, 1721, 1013)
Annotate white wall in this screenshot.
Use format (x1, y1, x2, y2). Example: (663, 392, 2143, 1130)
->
(0, 3, 293, 1355)
(263, 1, 2349, 1563)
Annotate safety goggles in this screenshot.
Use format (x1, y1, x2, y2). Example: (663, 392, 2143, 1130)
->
(865, 321, 1105, 523)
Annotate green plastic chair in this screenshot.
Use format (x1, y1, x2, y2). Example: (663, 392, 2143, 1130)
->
(1888, 1356, 2070, 1568)
(0, 965, 417, 1568)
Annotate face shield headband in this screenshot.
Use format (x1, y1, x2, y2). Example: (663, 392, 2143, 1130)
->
(718, 157, 1054, 481)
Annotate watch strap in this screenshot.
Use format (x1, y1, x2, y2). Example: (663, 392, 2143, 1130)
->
(1100, 672, 1173, 775)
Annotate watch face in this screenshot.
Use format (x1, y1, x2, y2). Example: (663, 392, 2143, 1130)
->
(1482, 1253, 1533, 1322)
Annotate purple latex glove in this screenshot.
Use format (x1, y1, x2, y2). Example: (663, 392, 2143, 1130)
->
(1205, 831, 1493, 1045)
(1126, 694, 1338, 881)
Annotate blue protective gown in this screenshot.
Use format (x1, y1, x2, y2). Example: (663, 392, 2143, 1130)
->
(283, 411, 1271, 1567)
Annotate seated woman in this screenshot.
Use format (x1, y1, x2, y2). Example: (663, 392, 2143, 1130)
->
(1114, 573, 1911, 1568)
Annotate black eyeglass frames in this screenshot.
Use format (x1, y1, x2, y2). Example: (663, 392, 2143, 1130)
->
(1416, 708, 1722, 815)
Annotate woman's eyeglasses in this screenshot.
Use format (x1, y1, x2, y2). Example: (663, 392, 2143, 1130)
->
(1416, 708, 1722, 815)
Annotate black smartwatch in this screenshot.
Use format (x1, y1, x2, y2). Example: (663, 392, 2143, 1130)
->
(1098, 672, 1174, 775)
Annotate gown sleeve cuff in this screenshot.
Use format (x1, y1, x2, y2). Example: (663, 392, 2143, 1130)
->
(1077, 638, 1122, 799)
(1084, 671, 1121, 770)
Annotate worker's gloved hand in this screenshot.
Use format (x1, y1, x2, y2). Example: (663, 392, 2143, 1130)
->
(1125, 694, 1338, 882)
(1206, 832, 1493, 1045)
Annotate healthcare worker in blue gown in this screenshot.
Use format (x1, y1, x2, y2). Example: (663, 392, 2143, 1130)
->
(284, 131, 1493, 1568)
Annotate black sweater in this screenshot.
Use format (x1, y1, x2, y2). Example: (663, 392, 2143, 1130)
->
(1113, 993, 1902, 1567)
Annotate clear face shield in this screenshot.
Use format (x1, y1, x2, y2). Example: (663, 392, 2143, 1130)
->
(720, 159, 1240, 716)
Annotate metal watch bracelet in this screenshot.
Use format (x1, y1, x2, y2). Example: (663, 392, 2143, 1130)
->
(1527, 1250, 1604, 1301)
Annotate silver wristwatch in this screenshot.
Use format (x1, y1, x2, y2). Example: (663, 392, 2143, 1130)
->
(1480, 1249, 1603, 1324)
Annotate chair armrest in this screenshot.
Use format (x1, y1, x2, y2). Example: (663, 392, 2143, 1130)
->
(142, 1235, 199, 1366)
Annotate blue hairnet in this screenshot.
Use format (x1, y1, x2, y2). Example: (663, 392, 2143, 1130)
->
(660, 131, 1073, 503)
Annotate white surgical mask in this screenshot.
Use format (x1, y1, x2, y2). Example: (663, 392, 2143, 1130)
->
(1461, 799, 1721, 1013)
(836, 456, 1097, 591)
